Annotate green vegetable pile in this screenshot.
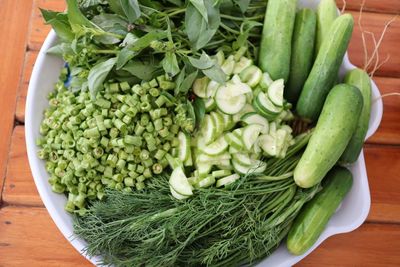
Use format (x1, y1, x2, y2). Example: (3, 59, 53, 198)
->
(36, 0, 375, 265)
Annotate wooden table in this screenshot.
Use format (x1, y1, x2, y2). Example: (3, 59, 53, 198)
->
(0, 1, 399, 266)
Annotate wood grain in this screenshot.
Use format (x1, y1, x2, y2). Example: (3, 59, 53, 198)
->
(367, 77, 400, 145)
(2, 127, 43, 207)
(27, 0, 66, 51)
(0, 0, 34, 203)
(297, 223, 400, 266)
(0, 206, 92, 267)
(337, 0, 400, 14)
(365, 144, 400, 223)
(348, 10, 400, 78)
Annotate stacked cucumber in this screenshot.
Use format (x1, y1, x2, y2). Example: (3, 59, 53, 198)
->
(168, 53, 295, 199)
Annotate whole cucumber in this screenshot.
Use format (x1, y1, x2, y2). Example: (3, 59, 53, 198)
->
(340, 69, 372, 163)
(287, 166, 353, 255)
(258, 0, 297, 82)
(294, 84, 363, 188)
(286, 9, 317, 104)
(315, 0, 339, 55)
(296, 14, 354, 122)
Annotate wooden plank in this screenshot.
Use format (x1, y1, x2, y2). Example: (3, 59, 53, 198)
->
(337, 0, 400, 15)
(0, 206, 92, 267)
(297, 223, 400, 266)
(348, 10, 400, 78)
(0, 0, 34, 203)
(367, 76, 400, 145)
(365, 145, 400, 223)
(27, 0, 65, 51)
(15, 51, 38, 123)
(3, 126, 43, 207)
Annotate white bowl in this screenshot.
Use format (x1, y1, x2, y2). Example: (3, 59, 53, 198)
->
(26, 1, 383, 265)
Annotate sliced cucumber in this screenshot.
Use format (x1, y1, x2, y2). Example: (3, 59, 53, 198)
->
(178, 132, 191, 162)
(212, 169, 232, 178)
(221, 55, 235, 76)
(267, 79, 284, 106)
(196, 176, 216, 188)
(242, 124, 264, 150)
(258, 134, 277, 157)
(233, 57, 253, 74)
(233, 103, 256, 122)
(253, 139, 262, 154)
(218, 111, 235, 131)
(241, 112, 269, 134)
(232, 153, 253, 166)
(197, 163, 212, 177)
(269, 122, 277, 135)
(257, 92, 282, 114)
(197, 152, 231, 164)
(169, 167, 193, 196)
(193, 76, 210, 98)
(215, 159, 232, 169)
(206, 80, 220, 97)
(187, 177, 199, 186)
(232, 159, 266, 175)
(216, 174, 240, 187)
(204, 98, 217, 112)
(170, 185, 189, 200)
(224, 132, 244, 150)
(210, 111, 225, 137)
(200, 115, 216, 144)
(231, 74, 242, 84)
(215, 84, 247, 115)
(184, 151, 193, 167)
(201, 136, 229, 156)
(229, 145, 240, 154)
(259, 72, 274, 90)
(240, 65, 263, 88)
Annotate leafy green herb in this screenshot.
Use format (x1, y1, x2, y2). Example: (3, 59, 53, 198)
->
(119, 0, 141, 23)
(193, 97, 205, 126)
(88, 57, 116, 97)
(162, 51, 180, 78)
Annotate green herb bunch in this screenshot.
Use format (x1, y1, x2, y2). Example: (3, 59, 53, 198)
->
(42, 0, 266, 97)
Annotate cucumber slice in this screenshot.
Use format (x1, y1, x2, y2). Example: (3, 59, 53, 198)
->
(187, 177, 199, 186)
(216, 174, 240, 187)
(212, 169, 232, 178)
(215, 159, 231, 169)
(200, 115, 216, 144)
(218, 111, 235, 131)
(233, 57, 253, 74)
(232, 153, 253, 166)
(240, 65, 263, 88)
(269, 122, 277, 135)
(252, 97, 277, 121)
(267, 79, 284, 106)
(170, 186, 189, 200)
(178, 132, 191, 162)
(193, 76, 210, 98)
(257, 92, 282, 114)
(242, 124, 264, 150)
(215, 84, 247, 115)
(169, 167, 193, 196)
(233, 104, 256, 122)
(241, 112, 270, 134)
(197, 163, 212, 177)
(196, 176, 216, 188)
(232, 159, 266, 175)
(231, 74, 242, 84)
(184, 151, 193, 167)
(258, 134, 277, 157)
(201, 136, 229, 156)
(253, 139, 262, 154)
(221, 55, 235, 76)
(197, 152, 231, 164)
(275, 129, 288, 156)
(224, 132, 244, 150)
(210, 111, 225, 137)
(259, 72, 273, 90)
(229, 145, 240, 154)
(204, 98, 217, 112)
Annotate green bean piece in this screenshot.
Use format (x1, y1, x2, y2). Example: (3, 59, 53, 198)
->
(140, 102, 152, 112)
(124, 177, 135, 187)
(159, 128, 170, 138)
(146, 122, 154, 133)
(95, 98, 111, 109)
(134, 124, 145, 136)
(153, 118, 163, 131)
(109, 83, 120, 93)
(129, 171, 139, 179)
(136, 164, 145, 174)
(149, 88, 160, 97)
(124, 135, 142, 146)
(154, 149, 167, 160)
(52, 183, 66, 193)
(159, 81, 176, 90)
(143, 168, 152, 178)
(143, 158, 153, 168)
(149, 78, 158, 88)
(140, 150, 150, 161)
(120, 81, 131, 92)
(132, 84, 145, 95)
(152, 163, 163, 174)
(154, 95, 167, 107)
(104, 166, 113, 178)
(136, 175, 145, 183)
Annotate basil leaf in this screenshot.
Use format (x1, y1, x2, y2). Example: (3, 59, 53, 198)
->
(193, 97, 205, 126)
(40, 9, 74, 41)
(175, 66, 186, 96)
(119, 0, 141, 23)
(91, 13, 128, 35)
(180, 70, 198, 94)
(123, 60, 160, 81)
(233, 0, 251, 13)
(116, 47, 138, 69)
(189, 0, 208, 23)
(130, 31, 168, 52)
(79, 0, 106, 8)
(187, 52, 214, 70)
(202, 64, 226, 84)
(88, 58, 117, 98)
(66, 0, 96, 32)
(162, 52, 180, 78)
